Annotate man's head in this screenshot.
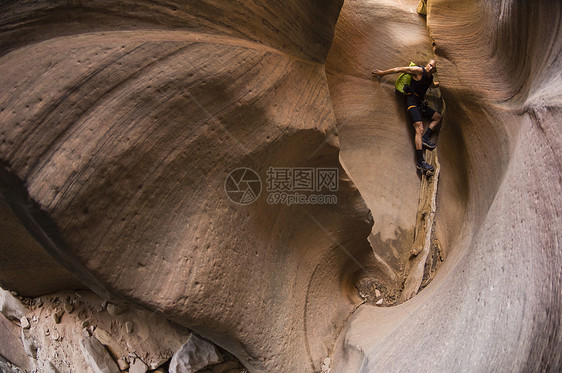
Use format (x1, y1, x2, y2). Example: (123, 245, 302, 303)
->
(425, 59, 437, 74)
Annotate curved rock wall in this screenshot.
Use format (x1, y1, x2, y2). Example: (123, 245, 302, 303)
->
(0, 0, 343, 62)
(0, 0, 560, 372)
(0, 1, 374, 371)
(331, 0, 561, 371)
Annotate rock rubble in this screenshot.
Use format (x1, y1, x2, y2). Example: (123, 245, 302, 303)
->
(0, 288, 247, 372)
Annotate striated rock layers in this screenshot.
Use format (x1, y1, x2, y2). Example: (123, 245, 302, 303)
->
(1, 0, 561, 372)
(328, 0, 561, 371)
(0, 1, 373, 372)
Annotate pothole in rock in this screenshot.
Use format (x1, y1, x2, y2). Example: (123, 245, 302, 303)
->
(356, 229, 444, 307)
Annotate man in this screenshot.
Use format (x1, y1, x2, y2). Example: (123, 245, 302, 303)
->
(372, 60, 441, 173)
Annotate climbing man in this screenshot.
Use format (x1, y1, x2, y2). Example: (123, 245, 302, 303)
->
(371, 60, 441, 174)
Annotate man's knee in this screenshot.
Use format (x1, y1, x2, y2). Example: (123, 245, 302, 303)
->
(414, 122, 423, 134)
(432, 112, 442, 123)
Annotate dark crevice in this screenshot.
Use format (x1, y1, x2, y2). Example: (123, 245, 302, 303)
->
(0, 160, 111, 300)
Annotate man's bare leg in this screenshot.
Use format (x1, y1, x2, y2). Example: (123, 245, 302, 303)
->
(414, 121, 434, 173)
(428, 112, 442, 131)
(414, 121, 424, 150)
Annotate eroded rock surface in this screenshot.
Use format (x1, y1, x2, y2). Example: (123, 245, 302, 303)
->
(0, 0, 561, 372)
(330, 0, 561, 371)
(0, 1, 372, 371)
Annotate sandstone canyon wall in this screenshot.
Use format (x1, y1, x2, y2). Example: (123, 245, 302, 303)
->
(0, 0, 561, 372)
(0, 1, 374, 371)
(329, 0, 561, 371)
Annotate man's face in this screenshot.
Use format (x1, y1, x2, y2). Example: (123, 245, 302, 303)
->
(426, 60, 437, 73)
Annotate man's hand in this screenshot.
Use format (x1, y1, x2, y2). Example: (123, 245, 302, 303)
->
(433, 81, 440, 88)
(372, 69, 384, 77)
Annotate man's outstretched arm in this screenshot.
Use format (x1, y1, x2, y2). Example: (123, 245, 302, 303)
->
(372, 66, 422, 77)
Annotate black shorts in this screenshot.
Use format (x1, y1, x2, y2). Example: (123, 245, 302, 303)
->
(405, 94, 435, 123)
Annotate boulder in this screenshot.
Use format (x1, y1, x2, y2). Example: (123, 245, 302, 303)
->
(129, 358, 148, 373)
(79, 336, 120, 373)
(0, 314, 30, 371)
(0, 288, 28, 322)
(169, 335, 223, 373)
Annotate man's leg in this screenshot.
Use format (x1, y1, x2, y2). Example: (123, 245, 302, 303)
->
(422, 111, 441, 150)
(414, 121, 434, 173)
(406, 100, 434, 173)
(414, 121, 424, 150)
(428, 111, 442, 131)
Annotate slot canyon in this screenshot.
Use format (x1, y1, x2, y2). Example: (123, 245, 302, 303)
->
(0, 0, 560, 372)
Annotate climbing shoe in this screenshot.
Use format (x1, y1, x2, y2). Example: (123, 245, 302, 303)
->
(422, 136, 436, 150)
(416, 159, 434, 174)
